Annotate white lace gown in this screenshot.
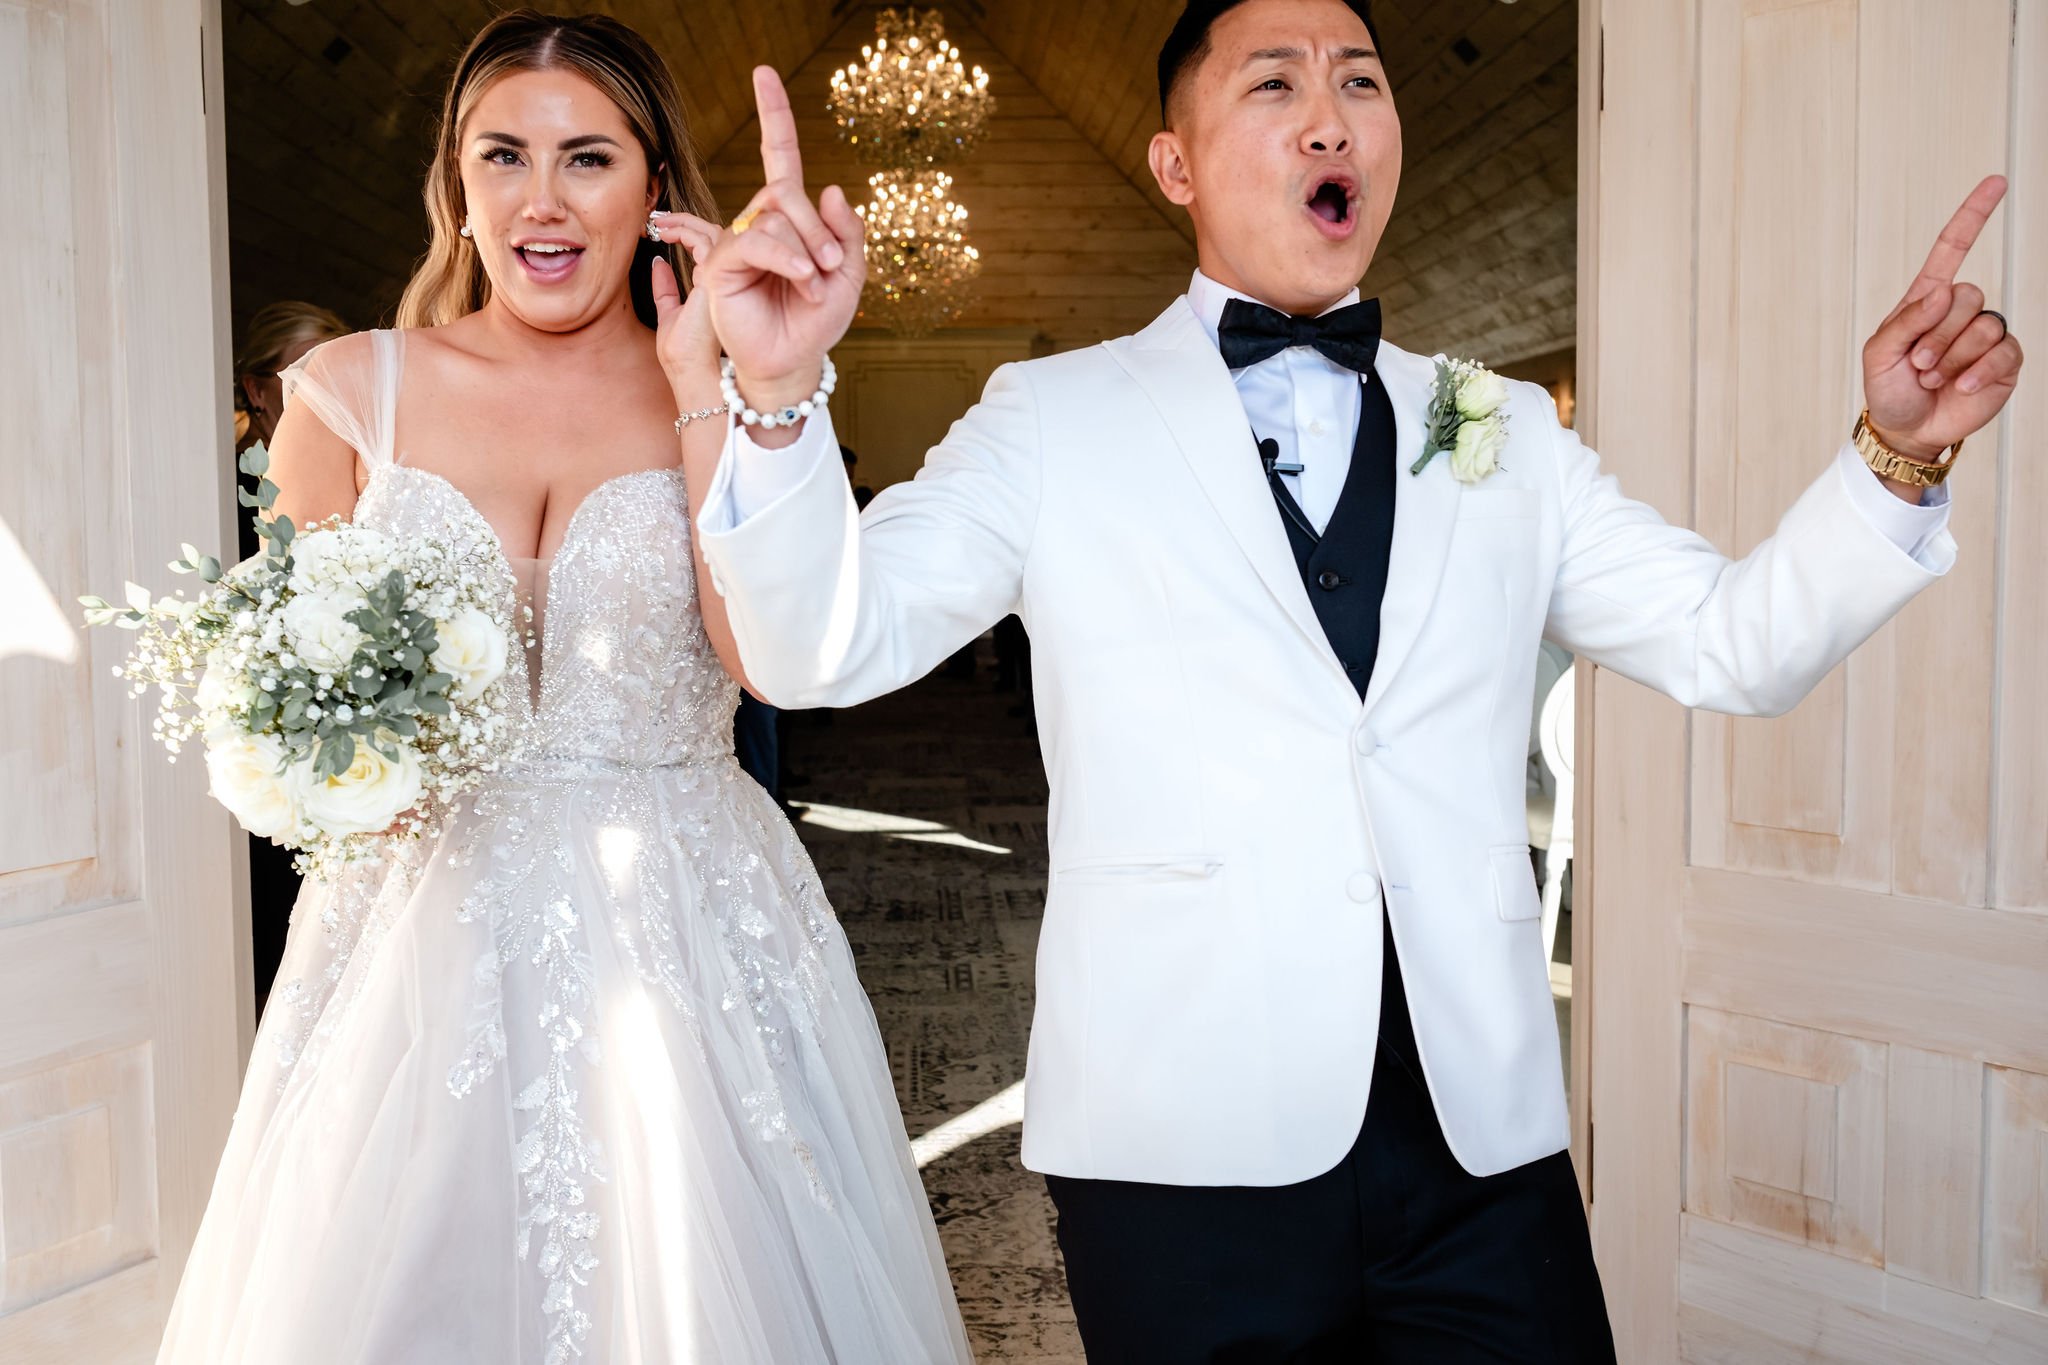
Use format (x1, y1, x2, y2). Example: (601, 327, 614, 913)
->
(157, 331, 972, 1365)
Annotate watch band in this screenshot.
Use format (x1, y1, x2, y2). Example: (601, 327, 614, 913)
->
(1853, 410, 1960, 488)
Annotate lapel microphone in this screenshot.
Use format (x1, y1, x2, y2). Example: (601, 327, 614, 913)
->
(1257, 436, 1305, 477)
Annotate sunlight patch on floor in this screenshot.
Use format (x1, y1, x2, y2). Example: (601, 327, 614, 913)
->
(910, 1080, 1028, 1169)
(788, 800, 1012, 856)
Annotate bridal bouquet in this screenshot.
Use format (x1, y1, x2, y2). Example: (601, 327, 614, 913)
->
(81, 445, 514, 876)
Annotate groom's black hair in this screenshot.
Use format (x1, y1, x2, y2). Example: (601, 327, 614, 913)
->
(1158, 0, 1381, 125)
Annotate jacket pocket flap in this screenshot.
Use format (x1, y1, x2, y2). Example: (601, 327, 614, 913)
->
(1055, 855, 1225, 885)
(1489, 845, 1542, 920)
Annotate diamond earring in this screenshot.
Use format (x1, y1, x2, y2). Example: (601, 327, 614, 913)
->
(645, 210, 663, 243)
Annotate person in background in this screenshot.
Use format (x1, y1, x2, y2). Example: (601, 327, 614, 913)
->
(229, 299, 351, 1009)
(733, 690, 781, 803)
(840, 442, 874, 510)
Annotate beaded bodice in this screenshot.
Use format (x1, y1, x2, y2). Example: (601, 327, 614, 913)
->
(352, 463, 738, 773)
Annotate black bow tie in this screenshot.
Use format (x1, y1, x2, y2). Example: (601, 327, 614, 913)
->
(1217, 295, 1383, 374)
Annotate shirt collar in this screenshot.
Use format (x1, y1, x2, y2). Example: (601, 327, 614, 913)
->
(1186, 269, 1363, 356)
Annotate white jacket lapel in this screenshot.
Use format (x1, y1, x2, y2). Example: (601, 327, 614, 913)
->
(1104, 300, 1351, 690)
(1363, 345, 1463, 715)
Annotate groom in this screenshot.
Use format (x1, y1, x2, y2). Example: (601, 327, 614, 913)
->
(689, 0, 2023, 1357)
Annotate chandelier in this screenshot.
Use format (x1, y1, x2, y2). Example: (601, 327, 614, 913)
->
(828, 8, 993, 170)
(855, 170, 982, 336)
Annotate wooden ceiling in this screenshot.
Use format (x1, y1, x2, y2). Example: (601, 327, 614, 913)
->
(223, 0, 1575, 362)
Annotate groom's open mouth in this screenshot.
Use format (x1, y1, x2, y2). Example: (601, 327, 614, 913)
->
(1303, 174, 1360, 240)
(512, 237, 586, 282)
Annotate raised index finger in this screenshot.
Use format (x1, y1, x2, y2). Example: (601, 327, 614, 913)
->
(754, 65, 804, 188)
(1914, 175, 2006, 288)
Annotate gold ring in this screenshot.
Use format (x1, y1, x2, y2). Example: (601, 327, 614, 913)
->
(731, 206, 761, 235)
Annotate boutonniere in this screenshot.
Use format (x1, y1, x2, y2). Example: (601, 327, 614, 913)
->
(1411, 358, 1510, 483)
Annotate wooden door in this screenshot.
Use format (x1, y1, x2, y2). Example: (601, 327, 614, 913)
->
(0, 1, 245, 1360)
(1579, 0, 2048, 1360)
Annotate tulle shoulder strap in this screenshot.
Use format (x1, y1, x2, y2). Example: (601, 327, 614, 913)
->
(279, 329, 404, 469)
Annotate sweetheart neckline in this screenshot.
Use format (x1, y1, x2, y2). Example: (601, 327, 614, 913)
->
(375, 463, 684, 567)
(365, 463, 688, 719)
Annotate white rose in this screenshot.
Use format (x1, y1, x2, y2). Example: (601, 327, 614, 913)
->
(1449, 417, 1507, 484)
(1453, 368, 1509, 422)
(204, 733, 299, 840)
(195, 652, 260, 741)
(282, 590, 367, 672)
(431, 607, 508, 702)
(289, 735, 423, 836)
(288, 527, 395, 590)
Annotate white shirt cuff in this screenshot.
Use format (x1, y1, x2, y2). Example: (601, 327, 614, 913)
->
(1834, 443, 1951, 564)
(701, 408, 839, 534)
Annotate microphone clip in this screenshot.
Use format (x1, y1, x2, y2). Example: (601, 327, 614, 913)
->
(1256, 436, 1305, 477)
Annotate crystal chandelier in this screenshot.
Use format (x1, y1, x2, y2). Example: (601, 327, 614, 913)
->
(855, 170, 982, 337)
(828, 8, 993, 170)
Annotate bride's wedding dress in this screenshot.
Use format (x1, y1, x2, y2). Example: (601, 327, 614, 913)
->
(157, 330, 971, 1365)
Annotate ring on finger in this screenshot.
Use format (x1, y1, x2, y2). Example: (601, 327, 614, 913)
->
(1980, 308, 2008, 341)
(731, 206, 762, 235)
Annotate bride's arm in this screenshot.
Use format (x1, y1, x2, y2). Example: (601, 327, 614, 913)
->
(654, 247, 762, 699)
(676, 359, 764, 700)
(267, 398, 365, 532)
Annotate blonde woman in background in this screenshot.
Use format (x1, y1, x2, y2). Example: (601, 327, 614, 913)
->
(157, 13, 968, 1363)
(234, 300, 351, 454)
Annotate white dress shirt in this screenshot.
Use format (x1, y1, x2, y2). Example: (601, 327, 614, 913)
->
(707, 269, 1951, 561)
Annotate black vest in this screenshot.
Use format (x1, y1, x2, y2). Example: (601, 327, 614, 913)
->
(1260, 370, 1426, 1085)
(1265, 371, 1398, 700)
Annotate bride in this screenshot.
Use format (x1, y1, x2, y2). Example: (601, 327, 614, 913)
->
(156, 12, 970, 1363)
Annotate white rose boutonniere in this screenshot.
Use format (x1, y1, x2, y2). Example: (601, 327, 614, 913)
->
(1412, 358, 1511, 483)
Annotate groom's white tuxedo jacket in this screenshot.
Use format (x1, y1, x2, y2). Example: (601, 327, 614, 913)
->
(699, 296, 1954, 1186)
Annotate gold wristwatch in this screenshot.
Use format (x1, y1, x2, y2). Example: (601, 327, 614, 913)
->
(1853, 410, 1961, 488)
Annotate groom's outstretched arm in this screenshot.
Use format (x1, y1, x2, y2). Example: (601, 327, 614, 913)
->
(691, 67, 1035, 708)
(1545, 177, 2022, 715)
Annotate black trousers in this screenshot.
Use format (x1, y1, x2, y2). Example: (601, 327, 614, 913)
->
(1044, 923, 1615, 1363)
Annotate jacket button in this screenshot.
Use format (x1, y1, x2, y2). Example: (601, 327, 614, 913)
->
(1355, 728, 1377, 755)
(1347, 871, 1380, 903)
(1317, 569, 1342, 591)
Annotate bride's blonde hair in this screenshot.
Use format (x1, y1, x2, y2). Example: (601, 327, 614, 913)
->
(397, 10, 719, 330)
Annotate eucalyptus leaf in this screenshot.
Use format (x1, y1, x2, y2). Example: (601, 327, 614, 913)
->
(239, 445, 270, 478)
(418, 694, 452, 717)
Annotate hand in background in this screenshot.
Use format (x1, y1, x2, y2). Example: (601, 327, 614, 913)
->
(649, 217, 725, 398)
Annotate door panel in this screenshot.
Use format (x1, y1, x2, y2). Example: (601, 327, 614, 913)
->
(1585, 0, 2048, 1360)
(0, 2, 242, 1361)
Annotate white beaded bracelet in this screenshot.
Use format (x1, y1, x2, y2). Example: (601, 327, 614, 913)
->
(719, 355, 837, 430)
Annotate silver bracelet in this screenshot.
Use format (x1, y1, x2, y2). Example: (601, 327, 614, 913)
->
(719, 355, 837, 430)
(673, 401, 729, 434)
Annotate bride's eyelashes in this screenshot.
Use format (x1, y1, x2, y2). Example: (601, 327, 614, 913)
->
(475, 144, 618, 169)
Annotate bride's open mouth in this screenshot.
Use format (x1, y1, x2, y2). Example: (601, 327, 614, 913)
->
(513, 238, 585, 281)
(1303, 174, 1359, 240)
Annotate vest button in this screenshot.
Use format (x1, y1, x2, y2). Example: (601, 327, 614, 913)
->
(1317, 569, 1342, 591)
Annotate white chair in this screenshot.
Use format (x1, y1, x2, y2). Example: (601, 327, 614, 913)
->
(1536, 665, 1576, 964)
